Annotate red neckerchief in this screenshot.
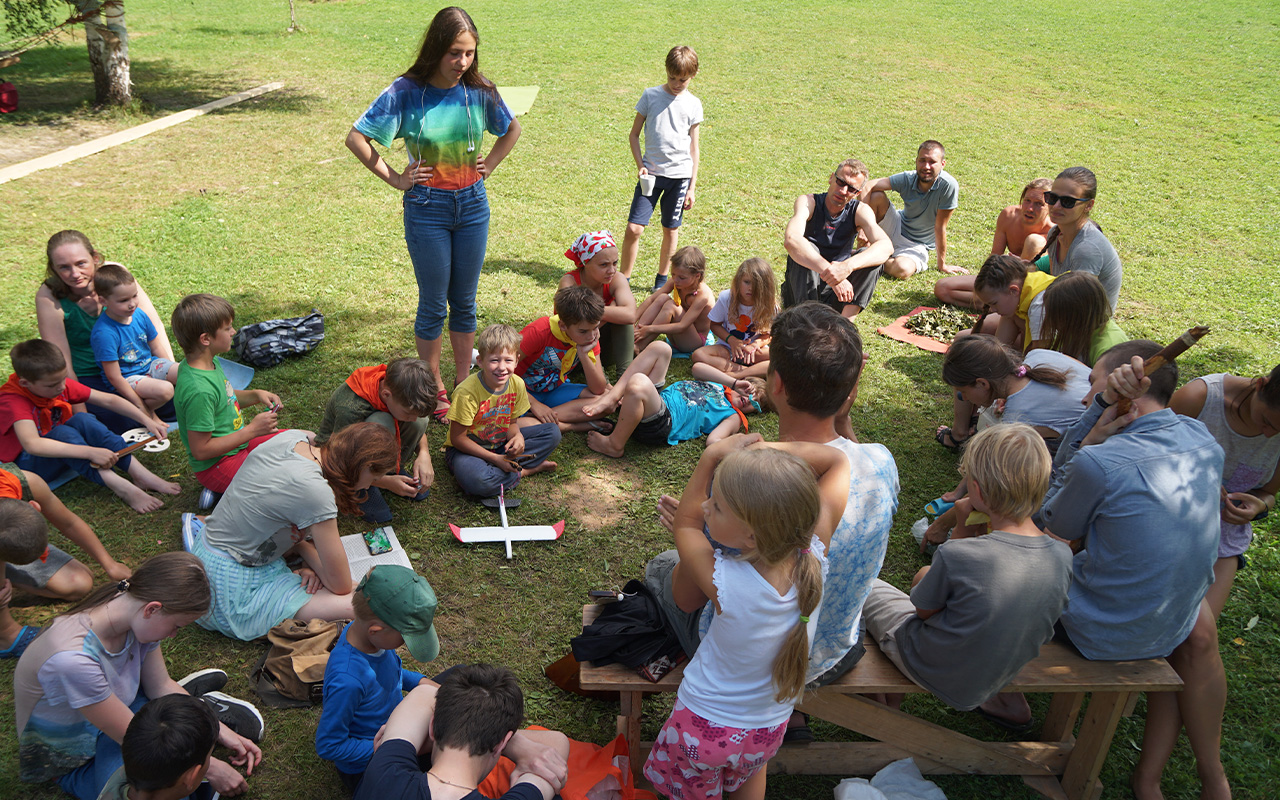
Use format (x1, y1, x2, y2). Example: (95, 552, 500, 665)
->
(0, 374, 72, 436)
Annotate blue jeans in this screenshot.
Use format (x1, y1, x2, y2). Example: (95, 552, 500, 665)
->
(16, 413, 131, 485)
(403, 181, 491, 340)
(445, 422, 561, 497)
(57, 694, 149, 799)
(78, 373, 176, 434)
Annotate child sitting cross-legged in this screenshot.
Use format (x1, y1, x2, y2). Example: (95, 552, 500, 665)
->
(632, 245, 715, 354)
(316, 358, 436, 524)
(171, 294, 284, 507)
(96, 693, 222, 800)
(0, 340, 177, 513)
(446, 325, 561, 499)
(690, 257, 779, 380)
(586, 341, 770, 458)
(862, 423, 1072, 732)
(644, 439, 849, 799)
(317, 565, 439, 795)
(90, 264, 180, 428)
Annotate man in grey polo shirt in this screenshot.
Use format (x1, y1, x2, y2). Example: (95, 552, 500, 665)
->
(863, 140, 963, 279)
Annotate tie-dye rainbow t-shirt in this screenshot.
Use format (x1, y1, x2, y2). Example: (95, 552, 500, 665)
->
(354, 77, 513, 191)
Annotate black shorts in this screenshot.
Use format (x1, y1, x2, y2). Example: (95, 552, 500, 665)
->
(633, 406, 674, 447)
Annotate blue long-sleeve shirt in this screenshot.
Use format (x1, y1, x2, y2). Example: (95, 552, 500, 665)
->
(316, 622, 424, 775)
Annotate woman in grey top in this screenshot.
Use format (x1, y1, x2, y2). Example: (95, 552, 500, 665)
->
(181, 422, 398, 640)
(1041, 166, 1123, 311)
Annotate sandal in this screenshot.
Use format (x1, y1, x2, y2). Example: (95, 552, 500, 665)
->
(0, 625, 40, 659)
(935, 426, 968, 452)
(432, 388, 451, 423)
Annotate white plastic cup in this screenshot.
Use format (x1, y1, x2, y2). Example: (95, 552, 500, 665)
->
(639, 174, 656, 196)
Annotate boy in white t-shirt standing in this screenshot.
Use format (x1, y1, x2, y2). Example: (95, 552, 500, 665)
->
(620, 46, 704, 291)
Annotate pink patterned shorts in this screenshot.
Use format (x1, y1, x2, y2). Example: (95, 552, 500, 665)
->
(642, 699, 788, 799)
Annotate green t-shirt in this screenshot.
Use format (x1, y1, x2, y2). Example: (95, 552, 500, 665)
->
(59, 296, 101, 380)
(175, 359, 245, 472)
(1089, 318, 1129, 366)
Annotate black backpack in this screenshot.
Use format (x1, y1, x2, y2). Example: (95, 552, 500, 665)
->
(232, 310, 325, 367)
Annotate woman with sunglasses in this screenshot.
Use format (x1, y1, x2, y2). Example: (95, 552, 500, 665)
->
(1036, 166, 1122, 311)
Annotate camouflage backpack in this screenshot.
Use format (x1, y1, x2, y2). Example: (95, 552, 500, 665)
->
(232, 310, 324, 367)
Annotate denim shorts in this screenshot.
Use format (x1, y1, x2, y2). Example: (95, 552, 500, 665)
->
(403, 181, 491, 340)
(627, 176, 689, 229)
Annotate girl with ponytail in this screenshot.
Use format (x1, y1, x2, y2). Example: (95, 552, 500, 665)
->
(14, 553, 260, 799)
(644, 438, 848, 800)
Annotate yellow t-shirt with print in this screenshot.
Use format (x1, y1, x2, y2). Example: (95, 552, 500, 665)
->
(446, 373, 530, 449)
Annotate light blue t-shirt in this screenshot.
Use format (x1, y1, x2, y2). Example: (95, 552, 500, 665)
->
(661, 381, 737, 445)
(887, 169, 959, 248)
(89, 312, 159, 378)
(1001, 348, 1092, 436)
(1041, 401, 1222, 660)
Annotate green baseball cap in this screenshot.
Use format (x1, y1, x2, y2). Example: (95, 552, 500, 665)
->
(357, 565, 440, 663)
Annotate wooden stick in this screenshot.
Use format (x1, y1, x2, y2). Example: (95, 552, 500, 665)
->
(0, 82, 284, 185)
(1115, 326, 1210, 415)
(116, 435, 158, 457)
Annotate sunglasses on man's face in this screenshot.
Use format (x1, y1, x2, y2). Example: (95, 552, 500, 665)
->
(1044, 191, 1091, 209)
(833, 175, 864, 193)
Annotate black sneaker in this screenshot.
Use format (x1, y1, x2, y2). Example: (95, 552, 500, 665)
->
(203, 692, 264, 742)
(653, 272, 669, 290)
(177, 668, 227, 697)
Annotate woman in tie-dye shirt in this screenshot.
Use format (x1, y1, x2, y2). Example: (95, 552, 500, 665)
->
(346, 6, 521, 420)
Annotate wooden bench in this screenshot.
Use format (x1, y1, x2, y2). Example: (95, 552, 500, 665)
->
(577, 605, 1181, 800)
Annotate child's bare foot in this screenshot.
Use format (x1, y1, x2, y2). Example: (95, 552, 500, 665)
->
(587, 431, 625, 458)
(117, 484, 165, 513)
(134, 472, 181, 495)
(581, 397, 618, 418)
(520, 460, 557, 478)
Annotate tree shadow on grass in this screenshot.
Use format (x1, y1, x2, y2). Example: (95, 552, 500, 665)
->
(0, 45, 318, 124)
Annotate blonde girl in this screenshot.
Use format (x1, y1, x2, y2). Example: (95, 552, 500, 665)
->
(645, 440, 846, 800)
(14, 552, 260, 799)
(633, 245, 715, 354)
(691, 257, 778, 380)
(558, 230, 638, 372)
(1037, 272, 1128, 366)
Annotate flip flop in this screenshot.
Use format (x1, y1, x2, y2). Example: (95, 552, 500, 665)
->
(0, 625, 40, 659)
(432, 389, 451, 423)
(482, 495, 522, 509)
(586, 419, 615, 435)
(971, 707, 1035, 734)
(935, 426, 968, 452)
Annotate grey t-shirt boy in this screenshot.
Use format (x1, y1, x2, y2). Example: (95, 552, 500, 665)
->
(897, 531, 1072, 710)
(636, 85, 703, 178)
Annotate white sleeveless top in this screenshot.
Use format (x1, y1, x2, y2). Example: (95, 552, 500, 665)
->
(678, 537, 827, 729)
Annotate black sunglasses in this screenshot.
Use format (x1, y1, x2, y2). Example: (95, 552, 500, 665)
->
(833, 175, 864, 193)
(1044, 191, 1092, 209)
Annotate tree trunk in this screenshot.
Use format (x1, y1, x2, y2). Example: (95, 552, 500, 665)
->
(76, 0, 130, 106)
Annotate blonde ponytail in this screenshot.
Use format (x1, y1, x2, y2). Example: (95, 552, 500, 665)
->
(771, 547, 823, 702)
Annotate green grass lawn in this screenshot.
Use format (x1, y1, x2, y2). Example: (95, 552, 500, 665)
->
(1, 0, 1278, 797)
